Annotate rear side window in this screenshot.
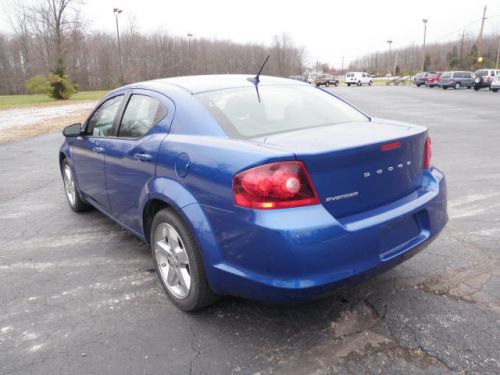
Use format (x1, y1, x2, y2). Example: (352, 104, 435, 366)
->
(118, 95, 167, 138)
(197, 85, 368, 138)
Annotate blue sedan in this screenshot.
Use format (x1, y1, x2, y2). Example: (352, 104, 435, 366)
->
(59, 75, 448, 311)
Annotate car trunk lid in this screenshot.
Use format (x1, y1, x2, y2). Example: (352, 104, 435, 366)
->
(256, 119, 428, 218)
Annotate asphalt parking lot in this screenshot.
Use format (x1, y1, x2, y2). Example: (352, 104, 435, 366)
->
(1, 86, 499, 375)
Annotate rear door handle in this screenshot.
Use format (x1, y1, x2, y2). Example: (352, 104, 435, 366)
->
(133, 153, 153, 162)
(93, 146, 104, 153)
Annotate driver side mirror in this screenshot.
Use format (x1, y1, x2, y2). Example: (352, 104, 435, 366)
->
(63, 123, 83, 137)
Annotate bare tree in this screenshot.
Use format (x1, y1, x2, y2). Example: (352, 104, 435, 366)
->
(28, 0, 84, 71)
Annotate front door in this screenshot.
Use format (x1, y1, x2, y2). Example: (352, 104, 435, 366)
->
(71, 94, 125, 209)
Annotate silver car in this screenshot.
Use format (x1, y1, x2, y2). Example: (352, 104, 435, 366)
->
(490, 75, 500, 92)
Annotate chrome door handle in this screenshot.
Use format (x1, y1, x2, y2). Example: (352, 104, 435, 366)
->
(133, 153, 153, 162)
(93, 146, 104, 153)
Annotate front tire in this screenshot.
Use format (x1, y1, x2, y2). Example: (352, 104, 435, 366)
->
(368, 81, 373, 86)
(61, 160, 90, 212)
(357, 81, 362, 86)
(151, 208, 217, 311)
(454, 82, 461, 89)
(493, 88, 499, 92)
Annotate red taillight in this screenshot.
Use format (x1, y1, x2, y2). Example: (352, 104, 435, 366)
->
(233, 161, 319, 209)
(423, 137, 432, 169)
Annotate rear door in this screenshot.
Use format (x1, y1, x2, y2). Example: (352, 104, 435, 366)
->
(102, 90, 173, 233)
(71, 94, 125, 209)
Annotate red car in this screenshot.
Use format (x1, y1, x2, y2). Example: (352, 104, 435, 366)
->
(425, 72, 442, 88)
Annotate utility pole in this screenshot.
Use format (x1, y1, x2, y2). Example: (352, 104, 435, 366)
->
(387, 40, 392, 77)
(341, 56, 344, 76)
(477, 5, 487, 63)
(375, 52, 378, 75)
(421, 19, 428, 71)
(459, 30, 466, 60)
(113, 8, 124, 84)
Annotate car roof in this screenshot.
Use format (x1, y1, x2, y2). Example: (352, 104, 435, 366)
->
(137, 74, 309, 94)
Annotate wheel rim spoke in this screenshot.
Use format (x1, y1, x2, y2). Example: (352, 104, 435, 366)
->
(177, 267, 191, 294)
(156, 240, 172, 259)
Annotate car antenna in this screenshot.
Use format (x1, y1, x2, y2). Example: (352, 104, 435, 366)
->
(248, 55, 270, 102)
(248, 54, 270, 84)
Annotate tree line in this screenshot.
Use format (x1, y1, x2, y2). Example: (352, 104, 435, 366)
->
(348, 34, 500, 76)
(0, 1, 305, 95)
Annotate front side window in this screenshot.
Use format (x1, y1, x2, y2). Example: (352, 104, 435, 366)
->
(197, 85, 369, 138)
(118, 95, 167, 138)
(87, 95, 124, 137)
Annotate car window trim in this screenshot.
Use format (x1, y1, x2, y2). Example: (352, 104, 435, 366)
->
(83, 93, 127, 138)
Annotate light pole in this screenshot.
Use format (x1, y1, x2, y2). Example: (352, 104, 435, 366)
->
(421, 19, 428, 71)
(113, 8, 124, 84)
(387, 40, 392, 77)
(187, 33, 193, 47)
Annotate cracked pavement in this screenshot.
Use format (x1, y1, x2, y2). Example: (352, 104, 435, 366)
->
(0, 86, 499, 374)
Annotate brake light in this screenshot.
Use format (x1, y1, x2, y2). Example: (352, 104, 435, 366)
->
(423, 137, 432, 169)
(233, 161, 319, 209)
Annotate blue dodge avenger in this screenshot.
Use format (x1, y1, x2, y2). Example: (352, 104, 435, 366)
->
(60, 74, 448, 311)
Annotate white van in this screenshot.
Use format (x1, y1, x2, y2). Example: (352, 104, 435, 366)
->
(345, 72, 372, 86)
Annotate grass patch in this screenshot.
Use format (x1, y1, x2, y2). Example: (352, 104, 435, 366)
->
(0, 90, 109, 110)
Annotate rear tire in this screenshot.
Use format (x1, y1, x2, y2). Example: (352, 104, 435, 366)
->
(347, 83, 351, 87)
(357, 81, 362, 86)
(61, 159, 90, 212)
(442, 86, 448, 90)
(368, 81, 373, 86)
(454, 82, 461, 89)
(325, 82, 330, 87)
(150, 208, 217, 311)
(493, 88, 499, 92)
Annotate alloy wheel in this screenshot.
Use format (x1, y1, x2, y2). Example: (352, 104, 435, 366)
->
(63, 164, 76, 207)
(154, 223, 191, 299)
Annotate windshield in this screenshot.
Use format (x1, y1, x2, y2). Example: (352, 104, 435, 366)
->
(197, 85, 368, 137)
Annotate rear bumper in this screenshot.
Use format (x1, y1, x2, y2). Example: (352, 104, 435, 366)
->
(199, 168, 447, 303)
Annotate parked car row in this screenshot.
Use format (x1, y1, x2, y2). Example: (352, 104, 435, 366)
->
(414, 69, 500, 92)
(289, 73, 373, 88)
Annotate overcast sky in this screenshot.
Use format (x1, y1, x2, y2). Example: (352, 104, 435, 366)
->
(2, 0, 500, 68)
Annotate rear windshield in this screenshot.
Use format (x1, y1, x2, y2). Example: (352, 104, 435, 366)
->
(476, 70, 488, 77)
(197, 85, 369, 137)
(441, 73, 451, 78)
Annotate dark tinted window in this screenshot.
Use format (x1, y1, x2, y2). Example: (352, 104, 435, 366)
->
(87, 95, 124, 137)
(197, 85, 368, 137)
(476, 70, 488, 77)
(118, 95, 167, 138)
